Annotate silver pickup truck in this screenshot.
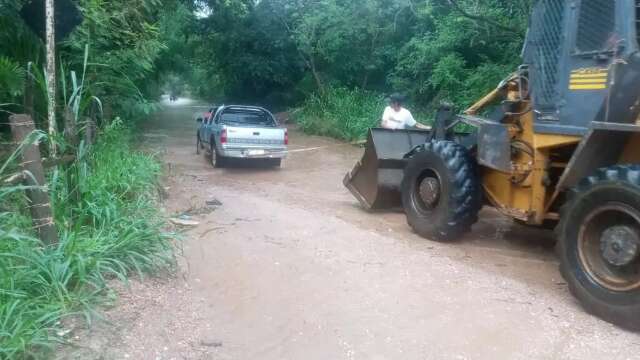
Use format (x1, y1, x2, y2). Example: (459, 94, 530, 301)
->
(196, 105, 288, 168)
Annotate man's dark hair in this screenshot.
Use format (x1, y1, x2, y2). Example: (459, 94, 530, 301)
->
(389, 93, 406, 104)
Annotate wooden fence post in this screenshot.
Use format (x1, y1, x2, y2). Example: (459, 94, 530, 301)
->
(9, 114, 58, 246)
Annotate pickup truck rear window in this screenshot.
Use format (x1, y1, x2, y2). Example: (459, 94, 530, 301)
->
(220, 111, 276, 127)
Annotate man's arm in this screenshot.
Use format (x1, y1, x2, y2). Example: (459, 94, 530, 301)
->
(406, 111, 431, 130)
(381, 107, 392, 128)
(415, 122, 432, 130)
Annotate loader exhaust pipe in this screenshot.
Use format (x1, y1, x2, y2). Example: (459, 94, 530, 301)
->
(344, 128, 431, 210)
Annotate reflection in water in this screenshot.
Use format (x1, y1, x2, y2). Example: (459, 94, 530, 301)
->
(161, 94, 198, 107)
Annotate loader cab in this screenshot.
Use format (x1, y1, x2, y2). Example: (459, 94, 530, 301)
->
(525, 0, 639, 135)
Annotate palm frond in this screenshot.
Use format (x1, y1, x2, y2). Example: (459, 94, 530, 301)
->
(0, 57, 25, 100)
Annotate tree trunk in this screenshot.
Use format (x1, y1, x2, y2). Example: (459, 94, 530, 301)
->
(362, 30, 380, 90)
(84, 116, 95, 146)
(45, 0, 57, 155)
(308, 56, 325, 96)
(63, 106, 78, 147)
(361, 71, 370, 89)
(103, 101, 112, 124)
(85, 100, 97, 145)
(63, 106, 80, 206)
(23, 62, 34, 120)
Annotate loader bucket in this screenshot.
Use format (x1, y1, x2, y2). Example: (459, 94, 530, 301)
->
(344, 128, 431, 210)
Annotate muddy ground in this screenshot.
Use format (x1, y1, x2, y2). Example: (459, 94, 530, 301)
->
(58, 99, 640, 359)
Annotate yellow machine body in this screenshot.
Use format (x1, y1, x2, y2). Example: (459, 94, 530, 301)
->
(343, 0, 640, 330)
(465, 79, 639, 225)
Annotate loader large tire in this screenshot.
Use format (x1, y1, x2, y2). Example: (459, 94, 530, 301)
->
(557, 165, 640, 330)
(401, 141, 481, 242)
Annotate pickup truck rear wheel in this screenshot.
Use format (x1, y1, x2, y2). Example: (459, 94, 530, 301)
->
(210, 143, 226, 168)
(268, 159, 282, 168)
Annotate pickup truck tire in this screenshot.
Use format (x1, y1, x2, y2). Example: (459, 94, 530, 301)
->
(268, 159, 282, 168)
(210, 142, 226, 168)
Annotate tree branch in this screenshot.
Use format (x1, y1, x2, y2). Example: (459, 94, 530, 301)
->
(446, 0, 522, 34)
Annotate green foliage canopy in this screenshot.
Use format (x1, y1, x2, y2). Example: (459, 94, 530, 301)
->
(189, 0, 534, 111)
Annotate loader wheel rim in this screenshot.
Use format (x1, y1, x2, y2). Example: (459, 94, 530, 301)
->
(415, 170, 442, 212)
(419, 176, 441, 209)
(578, 203, 640, 292)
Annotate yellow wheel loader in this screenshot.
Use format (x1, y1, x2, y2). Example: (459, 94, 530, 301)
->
(345, 0, 640, 330)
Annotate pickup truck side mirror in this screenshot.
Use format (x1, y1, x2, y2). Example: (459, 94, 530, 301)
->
(197, 117, 203, 123)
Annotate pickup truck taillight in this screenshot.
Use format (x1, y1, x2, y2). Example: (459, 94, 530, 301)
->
(220, 129, 228, 144)
(284, 129, 289, 145)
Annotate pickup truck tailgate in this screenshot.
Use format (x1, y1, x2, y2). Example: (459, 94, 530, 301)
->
(225, 127, 286, 145)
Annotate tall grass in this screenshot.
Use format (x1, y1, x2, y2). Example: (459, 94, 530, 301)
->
(295, 87, 385, 141)
(0, 121, 173, 358)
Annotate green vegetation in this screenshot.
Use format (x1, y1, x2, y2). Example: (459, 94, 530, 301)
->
(1, 123, 172, 358)
(296, 88, 384, 141)
(184, 0, 532, 139)
(0, 0, 181, 357)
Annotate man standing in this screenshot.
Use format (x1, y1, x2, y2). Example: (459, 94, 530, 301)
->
(381, 94, 431, 130)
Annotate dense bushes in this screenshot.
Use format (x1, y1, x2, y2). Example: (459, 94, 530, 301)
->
(0, 123, 173, 358)
(295, 88, 384, 141)
(0, 1, 185, 357)
(295, 87, 438, 141)
(180, 0, 533, 141)
(190, 0, 531, 112)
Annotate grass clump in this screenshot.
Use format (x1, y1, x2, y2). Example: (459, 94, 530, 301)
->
(0, 121, 173, 359)
(295, 87, 435, 141)
(295, 87, 385, 141)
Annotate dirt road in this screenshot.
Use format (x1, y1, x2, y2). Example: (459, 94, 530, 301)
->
(62, 99, 640, 359)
